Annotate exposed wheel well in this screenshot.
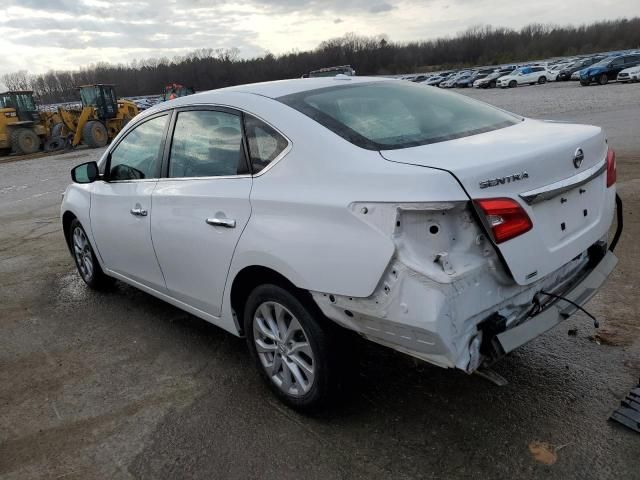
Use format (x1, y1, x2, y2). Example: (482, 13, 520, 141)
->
(230, 266, 310, 335)
(62, 211, 77, 249)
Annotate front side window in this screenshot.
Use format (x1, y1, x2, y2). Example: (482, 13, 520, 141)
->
(244, 115, 288, 173)
(278, 81, 518, 150)
(168, 110, 244, 178)
(108, 114, 168, 181)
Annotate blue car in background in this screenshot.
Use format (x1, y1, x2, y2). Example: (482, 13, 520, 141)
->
(580, 53, 640, 85)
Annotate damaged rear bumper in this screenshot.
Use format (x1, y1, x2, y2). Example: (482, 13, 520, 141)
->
(494, 250, 617, 355)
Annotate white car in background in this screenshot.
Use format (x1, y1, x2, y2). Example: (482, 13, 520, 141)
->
(617, 65, 640, 83)
(498, 66, 550, 87)
(61, 77, 622, 410)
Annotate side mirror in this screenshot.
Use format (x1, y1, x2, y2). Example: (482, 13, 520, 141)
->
(71, 161, 99, 184)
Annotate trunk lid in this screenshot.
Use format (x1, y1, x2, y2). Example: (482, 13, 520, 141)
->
(381, 119, 614, 285)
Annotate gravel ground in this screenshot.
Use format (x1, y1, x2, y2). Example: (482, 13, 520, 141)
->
(1, 82, 639, 480)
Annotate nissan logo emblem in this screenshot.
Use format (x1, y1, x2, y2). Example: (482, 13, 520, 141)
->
(573, 148, 584, 169)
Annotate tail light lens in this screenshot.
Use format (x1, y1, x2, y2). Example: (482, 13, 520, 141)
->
(606, 147, 616, 187)
(475, 198, 532, 244)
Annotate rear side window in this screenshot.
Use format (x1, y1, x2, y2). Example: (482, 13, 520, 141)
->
(168, 110, 244, 178)
(278, 81, 518, 150)
(244, 115, 288, 173)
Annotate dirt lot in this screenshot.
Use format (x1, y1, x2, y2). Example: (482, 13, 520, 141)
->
(1, 81, 639, 479)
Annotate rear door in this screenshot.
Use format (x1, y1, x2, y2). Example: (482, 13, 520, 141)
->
(150, 107, 252, 318)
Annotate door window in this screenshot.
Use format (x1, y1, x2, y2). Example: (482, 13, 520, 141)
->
(611, 58, 624, 67)
(108, 114, 168, 181)
(244, 115, 289, 173)
(169, 110, 245, 178)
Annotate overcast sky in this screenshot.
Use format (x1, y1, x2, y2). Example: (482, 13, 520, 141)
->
(1, 0, 638, 77)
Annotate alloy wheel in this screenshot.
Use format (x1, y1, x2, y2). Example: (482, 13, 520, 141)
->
(253, 301, 315, 397)
(73, 226, 94, 281)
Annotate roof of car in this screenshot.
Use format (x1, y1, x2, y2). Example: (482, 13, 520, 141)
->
(186, 76, 390, 101)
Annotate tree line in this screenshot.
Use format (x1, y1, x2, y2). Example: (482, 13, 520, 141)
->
(2, 17, 639, 105)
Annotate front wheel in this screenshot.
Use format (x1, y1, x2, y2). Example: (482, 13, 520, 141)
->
(245, 284, 341, 411)
(68, 219, 111, 289)
(509, 80, 517, 88)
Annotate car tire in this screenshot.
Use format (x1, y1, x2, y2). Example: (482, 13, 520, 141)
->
(509, 80, 517, 88)
(82, 121, 109, 148)
(244, 284, 343, 411)
(598, 74, 608, 85)
(538, 76, 547, 84)
(10, 128, 40, 155)
(489, 80, 496, 88)
(68, 218, 111, 289)
(580, 80, 590, 86)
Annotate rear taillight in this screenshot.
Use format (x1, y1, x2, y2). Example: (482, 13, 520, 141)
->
(606, 147, 616, 187)
(475, 198, 532, 244)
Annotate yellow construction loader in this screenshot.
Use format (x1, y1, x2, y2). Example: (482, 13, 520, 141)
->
(0, 91, 54, 156)
(57, 84, 139, 148)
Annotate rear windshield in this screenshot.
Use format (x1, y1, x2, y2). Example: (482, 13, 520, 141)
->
(277, 81, 519, 150)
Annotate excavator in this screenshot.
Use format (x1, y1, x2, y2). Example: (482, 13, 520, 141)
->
(57, 84, 139, 148)
(0, 91, 58, 155)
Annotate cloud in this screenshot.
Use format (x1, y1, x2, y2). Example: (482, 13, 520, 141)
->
(369, 2, 394, 13)
(1, 0, 639, 78)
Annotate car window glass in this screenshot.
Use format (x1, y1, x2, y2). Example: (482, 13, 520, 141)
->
(244, 115, 289, 174)
(108, 114, 167, 181)
(279, 81, 518, 150)
(611, 58, 624, 66)
(169, 110, 244, 178)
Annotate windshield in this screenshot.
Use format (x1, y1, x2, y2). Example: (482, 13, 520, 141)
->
(14, 94, 36, 111)
(592, 57, 614, 67)
(278, 81, 519, 150)
(80, 87, 99, 106)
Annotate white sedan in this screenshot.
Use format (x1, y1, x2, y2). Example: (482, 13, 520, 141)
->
(617, 65, 640, 83)
(497, 66, 550, 87)
(62, 77, 621, 410)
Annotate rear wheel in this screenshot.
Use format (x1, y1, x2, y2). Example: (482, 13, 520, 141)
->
(509, 80, 517, 88)
(244, 284, 342, 411)
(489, 80, 496, 88)
(538, 76, 547, 84)
(598, 74, 609, 85)
(0, 148, 10, 157)
(10, 128, 40, 155)
(82, 121, 108, 148)
(68, 219, 110, 289)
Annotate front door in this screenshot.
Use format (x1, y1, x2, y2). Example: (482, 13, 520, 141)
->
(90, 113, 170, 291)
(151, 108, 252, 317)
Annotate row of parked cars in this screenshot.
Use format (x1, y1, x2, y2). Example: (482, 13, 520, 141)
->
(402, 51, 640, 89)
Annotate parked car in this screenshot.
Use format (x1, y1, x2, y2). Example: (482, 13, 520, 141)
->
(458, 69, 495, 88)
(580, 54, 640, 85)
(497, 66, 549, 87)
(61, 77, 621, 410)
(440, 71, 471, 88)
(473, 69, 510, 89)
(547, 62, 574, 81)
(616, 65, 640, 83)
(423, 74, 450, 86)
(558, 56, 606, 81)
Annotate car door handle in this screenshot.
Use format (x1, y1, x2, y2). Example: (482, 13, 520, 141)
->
(206, 217, 236, 228)
(130, 207, 148, 217)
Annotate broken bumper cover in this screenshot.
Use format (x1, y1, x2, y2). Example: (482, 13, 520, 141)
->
(495, 250, 617, 355)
